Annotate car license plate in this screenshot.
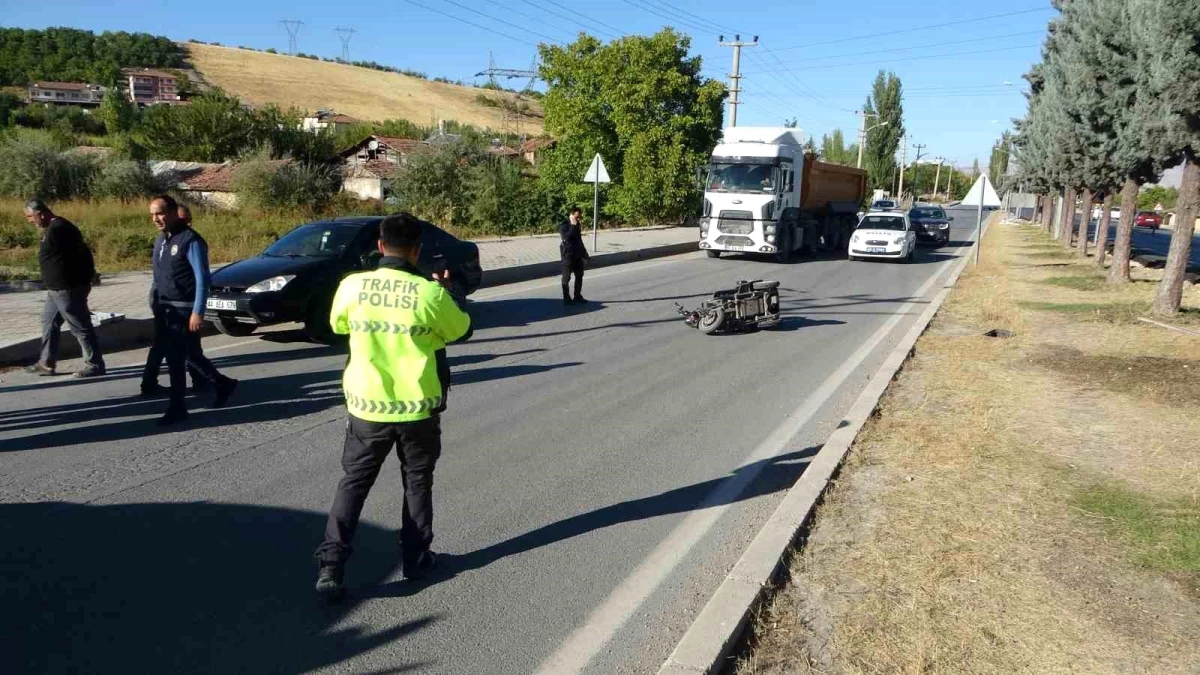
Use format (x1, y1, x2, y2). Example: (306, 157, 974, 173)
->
(867, 247, 886, 254)
(207, 299, 237, 311)
(726, 245, 745, 251)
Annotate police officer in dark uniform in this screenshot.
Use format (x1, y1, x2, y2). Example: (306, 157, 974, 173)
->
(141, 203, 206, 397)
(559, 206, 589, 305)
(148, 195, 237, 426)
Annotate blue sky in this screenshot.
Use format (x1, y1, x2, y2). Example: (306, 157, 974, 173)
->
(6, 0, 1053, 169)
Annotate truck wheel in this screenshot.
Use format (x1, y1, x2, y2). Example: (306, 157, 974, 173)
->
(774, 230, 793, 263)
(214, 317, 255, 337)
(698, 307, 726, 334)
(706, 250, 721, 259)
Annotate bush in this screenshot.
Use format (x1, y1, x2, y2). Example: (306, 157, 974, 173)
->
(393, 141, 483, 227)
(89, 156, 162, 200)
(232, 148, 341, 211)
(0, 131, 97, 199)
(464, 158, 558, 235)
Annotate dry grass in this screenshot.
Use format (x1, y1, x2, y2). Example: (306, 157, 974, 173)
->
(186, 43, 543, 131)
(733, 220, 1200, 674)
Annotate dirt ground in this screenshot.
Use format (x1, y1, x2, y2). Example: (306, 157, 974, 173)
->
(732, 220, 1200, 674)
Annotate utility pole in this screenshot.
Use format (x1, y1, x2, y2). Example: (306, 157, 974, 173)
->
(932, 157, 945, 199)
(909, 142, 927, 198)
(334, 27, 356, 62)
(280, 20, 303, 56)
(719, 34, 757, 127)
(945, 163, 954, 199)
(897, 135, 908, 198)
(855, 110, 882, 170)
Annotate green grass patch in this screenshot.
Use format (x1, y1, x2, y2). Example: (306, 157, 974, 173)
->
(1041, 275, 1107, 291)
(1027, 250, 1076, 260)
(1074, 483, 1200, 584)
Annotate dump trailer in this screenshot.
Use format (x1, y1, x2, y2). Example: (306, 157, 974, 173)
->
(698, 127, 868, 262)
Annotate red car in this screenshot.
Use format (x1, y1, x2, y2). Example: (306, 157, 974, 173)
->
(1135, 211, 1162, 229)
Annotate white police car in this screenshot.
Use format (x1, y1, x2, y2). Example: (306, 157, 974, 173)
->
(848, 211, 916, 262)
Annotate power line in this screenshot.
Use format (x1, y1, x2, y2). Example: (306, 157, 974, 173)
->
(485, 1, 593, 41)
(764, 6, 1053, 53)
(440, 0, 564, 44)
(642, 0, 745, 35)
(400, 0, 541, 47)
(526, 0, 628, 38)
(739, 44, 1041, 74)
(765, 30, 1045, 67)
(754, 48, 858, 113)
(616, 0, 719, 35)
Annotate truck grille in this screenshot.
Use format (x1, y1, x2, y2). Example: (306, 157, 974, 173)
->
(717, 210, 755, 234)
(715, 236, 754, 247)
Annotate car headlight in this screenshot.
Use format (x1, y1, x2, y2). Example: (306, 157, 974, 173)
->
(765, 223, 776, 234)
(894, 237, 906, 245)
(246, 275, 296, 293)
(851, 234, 860, 244)
(766, 234, 775, 243)
(939, 223, 949, 229)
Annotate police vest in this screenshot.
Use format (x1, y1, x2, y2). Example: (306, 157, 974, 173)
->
(332, 261, 471, 423)
(153, 228, 204, 309)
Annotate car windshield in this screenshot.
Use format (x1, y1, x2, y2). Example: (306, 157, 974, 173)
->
(910, 208, 941, 219)
(873, 200, 895, 209)
(707, 163, 776, 193)
(264, 223, 363, 257)
(859, 215, 907, 231)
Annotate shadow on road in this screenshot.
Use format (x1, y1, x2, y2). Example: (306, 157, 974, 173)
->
(469, 298, 606, 331)
(1, 360, 581, 452)
(0, 501, 434, 675)
(372, 446, 822, 598)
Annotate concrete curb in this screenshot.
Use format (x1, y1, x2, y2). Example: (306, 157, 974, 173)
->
(0, 240, 699, 367)
(656, 214, 997, 675)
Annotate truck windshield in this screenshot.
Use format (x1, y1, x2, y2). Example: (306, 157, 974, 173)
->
(707, 163, 776, 193)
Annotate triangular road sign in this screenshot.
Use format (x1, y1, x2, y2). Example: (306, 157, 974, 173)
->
(961, 175, 1001, 207)
(583, 154, 610, 183)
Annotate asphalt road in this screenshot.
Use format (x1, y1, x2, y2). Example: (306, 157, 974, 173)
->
(1079, 215, 1200, 265)
(0, 209, 982, 674)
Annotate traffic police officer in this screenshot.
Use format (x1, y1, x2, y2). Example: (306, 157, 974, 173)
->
(149, 195, 237, 426)
(315, 213, 471, 600)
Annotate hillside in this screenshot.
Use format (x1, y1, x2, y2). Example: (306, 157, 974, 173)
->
(184, 42, 543, 133)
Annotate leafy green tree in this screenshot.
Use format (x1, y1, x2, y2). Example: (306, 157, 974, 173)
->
(134, 89, 256, 161)
(1138, 185, 1178, 210)
(988, 132, 1011, 188)
(820, 128, 858, 166)
(861, 70, 905, 192)
(98, 89, 137, 134)
(538, 29, 726, 225)
(393, 141, 484, 226)
(0, 28, 183, 86)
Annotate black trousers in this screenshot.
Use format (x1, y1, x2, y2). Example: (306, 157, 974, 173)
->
(316, 414, 442, 566)
(561, 257, 584, 299)
(160, 306, 225, 410)
(142, 306, 204, 390)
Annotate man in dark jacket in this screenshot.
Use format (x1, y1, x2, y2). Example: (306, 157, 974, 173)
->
(149, 195, 237, 426)
(23, 200, 105, 378)
(559, 206, 590, 305)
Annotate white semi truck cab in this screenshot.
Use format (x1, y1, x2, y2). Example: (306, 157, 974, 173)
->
(698, 127, 868, 263)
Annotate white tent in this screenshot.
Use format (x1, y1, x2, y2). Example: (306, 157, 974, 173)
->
(960, 175, 1001, 207)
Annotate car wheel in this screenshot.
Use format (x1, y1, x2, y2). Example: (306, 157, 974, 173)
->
(213, 316, 256, 337)
(848, 254, 857, 262)
(706, 250, 721, 259)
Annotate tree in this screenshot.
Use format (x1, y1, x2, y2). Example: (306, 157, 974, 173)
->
(0, 28, 184, 86)
(134, 89, 256, 161)
(98, 89, 137, 134)
(861, 71, 904, 193)
(820, 128, 859, 167)
(783, 117, 798, 128)
(1132, 0, 1200, 316)
(538, 29, 726, 225)
(988, 132, 1011, 188)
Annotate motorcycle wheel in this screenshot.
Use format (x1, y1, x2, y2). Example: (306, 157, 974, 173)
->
(698, 306, 726, 334)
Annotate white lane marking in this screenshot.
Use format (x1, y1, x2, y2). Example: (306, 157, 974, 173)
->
(535, 254, 957, 674)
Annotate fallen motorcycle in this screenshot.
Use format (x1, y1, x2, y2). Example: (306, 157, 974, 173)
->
(675, 279, 781, 334)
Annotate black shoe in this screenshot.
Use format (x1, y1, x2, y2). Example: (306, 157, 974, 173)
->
(211, 377, 238, 409)
(74, 366, 106, 379)
(315, 562, 345, 601)
(403, 551, 438, 580)
(156, 408, 190, 427)
(24, 362, 56, 376)
(190, 380, 208, 394)
(572, 296, 588, 304)
(140, 383, 168, 399)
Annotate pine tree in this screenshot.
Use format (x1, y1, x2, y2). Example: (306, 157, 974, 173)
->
(1126, 0, 1199, 315)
